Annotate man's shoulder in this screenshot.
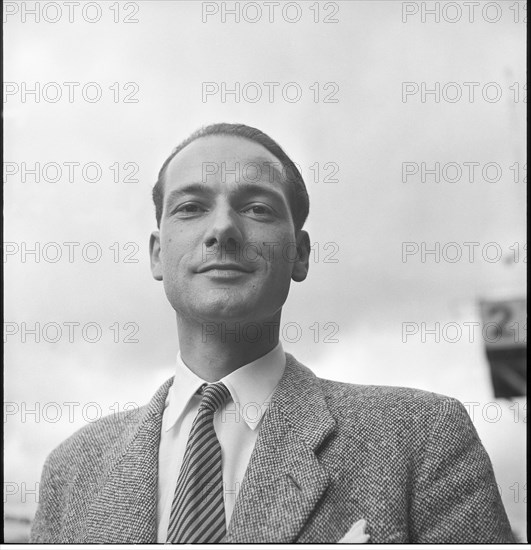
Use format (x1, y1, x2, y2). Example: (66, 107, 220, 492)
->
(45, 405, 146, 471)
(318, 375, 454, 410)
(320, 376, 464, 430)
(45, 377, 173, 472)
(288, 353, 457, 407)
(287, 354, 466, 431)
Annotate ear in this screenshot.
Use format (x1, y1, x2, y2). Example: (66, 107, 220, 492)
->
(149, 231, 163, 281)
(291, 230, 310, 282)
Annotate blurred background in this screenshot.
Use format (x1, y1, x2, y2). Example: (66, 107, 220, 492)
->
(4, 0, 526, 542)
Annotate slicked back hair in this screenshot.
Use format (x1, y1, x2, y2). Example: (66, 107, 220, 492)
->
(152, 123, 309, 232)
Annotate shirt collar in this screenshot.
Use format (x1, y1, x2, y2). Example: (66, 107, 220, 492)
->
(163, 342, 286, 432)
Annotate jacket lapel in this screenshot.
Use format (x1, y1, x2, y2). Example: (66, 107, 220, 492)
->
(79, 378, 173, 543)
(224, 354, 336, 543)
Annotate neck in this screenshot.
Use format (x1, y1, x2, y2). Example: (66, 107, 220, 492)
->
(176, 313, 281, 381)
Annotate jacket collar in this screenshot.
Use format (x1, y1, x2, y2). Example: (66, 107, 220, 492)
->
(80, 353, 335, 543)
(164, 342, 286, 433)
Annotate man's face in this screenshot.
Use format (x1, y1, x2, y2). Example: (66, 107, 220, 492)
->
(150, 135, 309, 325)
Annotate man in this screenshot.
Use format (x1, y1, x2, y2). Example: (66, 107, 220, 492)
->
(30, 123, 514, 543)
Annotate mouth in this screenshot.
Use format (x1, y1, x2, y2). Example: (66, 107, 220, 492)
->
(196, 262, 253, 274)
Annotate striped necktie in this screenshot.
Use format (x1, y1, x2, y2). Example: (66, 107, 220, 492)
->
(166, 382, 231, 543)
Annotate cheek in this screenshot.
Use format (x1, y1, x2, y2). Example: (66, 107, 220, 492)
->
(253, 226, 296, 258)
(267, 234, 298, 271)
(258, 248, 295, 291)
(160, 237, 174, 265)
(160, 232, 194, 268)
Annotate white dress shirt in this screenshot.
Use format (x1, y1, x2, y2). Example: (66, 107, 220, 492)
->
(156, 343, 286, 543)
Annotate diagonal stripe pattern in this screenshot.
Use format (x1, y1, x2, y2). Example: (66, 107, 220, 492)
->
(166, 382, 231, 544)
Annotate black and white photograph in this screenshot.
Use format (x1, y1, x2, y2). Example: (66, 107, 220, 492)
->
(3, 0, 526, 544)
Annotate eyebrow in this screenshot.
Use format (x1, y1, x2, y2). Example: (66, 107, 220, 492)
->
(231, 182, 287, 204)
(164, 183, 213, 209)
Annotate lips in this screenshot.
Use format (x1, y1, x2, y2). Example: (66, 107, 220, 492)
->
(196, 262, 253, 274)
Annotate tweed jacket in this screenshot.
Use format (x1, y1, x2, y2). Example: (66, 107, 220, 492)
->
(30, 353, 514, 543)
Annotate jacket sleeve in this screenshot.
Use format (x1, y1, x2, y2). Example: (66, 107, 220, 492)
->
(409, 397, 515, 543)
(29, 450, 64, 543)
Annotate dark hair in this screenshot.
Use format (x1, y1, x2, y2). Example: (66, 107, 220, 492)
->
(152, 123, 309, 232)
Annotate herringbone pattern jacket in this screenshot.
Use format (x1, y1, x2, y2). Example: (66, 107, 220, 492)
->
(30, 354, 514, 543)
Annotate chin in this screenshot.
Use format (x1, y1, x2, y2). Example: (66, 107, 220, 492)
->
(198, 303, 259, 323)
(186, 300, 278, 326)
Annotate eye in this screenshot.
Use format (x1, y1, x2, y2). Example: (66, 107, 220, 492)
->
(243, 204, 274, 218)
(173, 202, 207, 217)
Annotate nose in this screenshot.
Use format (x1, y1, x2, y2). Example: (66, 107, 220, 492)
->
(203, 202, 244, 257)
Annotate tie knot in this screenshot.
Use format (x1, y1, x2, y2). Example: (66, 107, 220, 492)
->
(198, 382, 231, 413)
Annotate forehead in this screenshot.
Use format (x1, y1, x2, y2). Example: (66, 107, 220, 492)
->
(164, 135, 285, 190)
